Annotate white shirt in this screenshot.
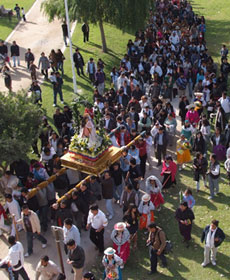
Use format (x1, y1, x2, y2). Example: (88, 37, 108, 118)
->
(4, 199, 21, 220)
(219, 97, 230, 113)
(0, 242, 24, 271)
(36, 260, 61, 280)
(87, 209, 108, 229)
(210, 164, 220, 176)
(40, 147, 56, 163)
(150, 65, 163, 77)
(169, 34, 180, 45)
(63, 225, 81, 245)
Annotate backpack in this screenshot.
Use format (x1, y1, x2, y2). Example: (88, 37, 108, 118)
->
(157, 229, 173, 254)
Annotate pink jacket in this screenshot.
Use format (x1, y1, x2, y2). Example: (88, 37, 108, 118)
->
(185, 110, 199, 124)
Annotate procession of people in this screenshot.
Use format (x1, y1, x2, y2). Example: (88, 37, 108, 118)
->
(0, 0, 229, 279)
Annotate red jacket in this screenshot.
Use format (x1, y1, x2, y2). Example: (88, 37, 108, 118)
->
(115, 131, 130, 147)
(136, 141, 147, 156)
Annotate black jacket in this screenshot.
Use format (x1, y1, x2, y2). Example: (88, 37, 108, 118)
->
(201, 225, 225, 247)
(193, 137, 206, 154)
(62, 23, 68, 37)
(175, 207, 195, 223)
(53, 113, 66, 129)
(81, 23, 89, 34)
(68, 245, 85, 268)
(10, 44, 20, 56)
(154, 131, 168, 148)
(73, 52, 84, 66)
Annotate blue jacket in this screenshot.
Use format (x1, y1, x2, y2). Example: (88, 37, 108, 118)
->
(201, 225, 225, 247)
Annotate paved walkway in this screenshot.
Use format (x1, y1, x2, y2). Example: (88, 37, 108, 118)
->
(0, 0, 65, 93)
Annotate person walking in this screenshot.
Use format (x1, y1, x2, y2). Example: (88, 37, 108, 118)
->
(21, 7, 26, 21)
(35, 255, 63, 280)
(25, 49, 34, 70)
(201, 220, 225, 267)
(120, 184, 138, 213)
(111, 222, 130, 266)
(101, 171, 115, 220)
(38, 52, 50, 80)
(82, 22, 89, 42)
(2, 64, 12, 91)
(61, 21, 68, 46)
(14, 4, 21, 20)
(86, 57, 96, 83)
(62, 218, 81, 254)
(56, 49, 65, 76)
(17, 204, 47, 257)
(146, 223, 167, 275)
(138, 193, 155, 230)
(66, 239, 85, 280)
(102, 247, 123, 280)
(86, 204, 108, 255)
(95, 68, 105, 95)
(154, 127, 168, 167)
(193, 152, 208, 192)
(10, 41, 20, 67)
(208, 153, 220, 200)
(29, 61, 38, 81)
(73, 48, 85, 76)
(175, 202, 195, 248)
(50, 72, 64, 107)
(0, 235, 30, 280)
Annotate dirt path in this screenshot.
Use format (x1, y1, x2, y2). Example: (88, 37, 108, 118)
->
(0, 0, 66, 93)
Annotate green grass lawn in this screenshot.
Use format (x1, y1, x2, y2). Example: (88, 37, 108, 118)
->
(41, 23, 132, 122)
(0, 0, 35, 40)
(39, 1, 230, 279)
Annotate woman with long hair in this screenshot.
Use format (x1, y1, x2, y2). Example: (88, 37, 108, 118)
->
(123, 205, 139, 249)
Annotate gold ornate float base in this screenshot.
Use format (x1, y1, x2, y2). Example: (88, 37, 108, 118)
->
(61, 146, 122, 176)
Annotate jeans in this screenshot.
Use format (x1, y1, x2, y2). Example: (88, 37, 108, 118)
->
(105, 199, 114, 217)
(12, 56, 20, 67)
(75, 65, 84, 76)
(113, 184, 123, 201)
(13, 267, 30, 280)
(150, 248, 167, 272)
(53, 89, 64, 105)
(57, 62, 64, 75)
(38, 205, 48, 231)
(208, 175, 219, 198)
(26, 231, 47, 255)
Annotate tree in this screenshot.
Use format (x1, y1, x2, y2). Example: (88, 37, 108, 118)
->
(41, 0, 151, 53)
(0, 92, 44, 172)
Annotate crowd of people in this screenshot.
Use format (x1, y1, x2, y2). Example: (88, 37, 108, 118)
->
(0, 0, 229, 279)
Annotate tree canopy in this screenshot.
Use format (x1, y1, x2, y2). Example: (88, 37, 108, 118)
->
(0, 92, 44, 171)
(41, 0, 151, 52)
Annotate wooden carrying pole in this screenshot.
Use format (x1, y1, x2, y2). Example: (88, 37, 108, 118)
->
(53, 227, 65, 275)
(27, 132, 146, 202)
(27, 168, 67, 199)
